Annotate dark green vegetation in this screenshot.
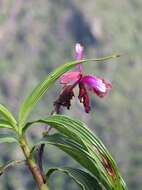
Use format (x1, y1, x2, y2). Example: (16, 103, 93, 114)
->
(0, 0, 141, 189)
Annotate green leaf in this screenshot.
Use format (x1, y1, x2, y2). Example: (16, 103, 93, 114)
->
(29, 115, 127, 190)
(46, 167, 102, 190)
(0, 120, 14, 130)
(0, 134, 18, 144)
(19, 54, 120, 127)
(33, 133, 114, 190)
(0, 104, 17, 130)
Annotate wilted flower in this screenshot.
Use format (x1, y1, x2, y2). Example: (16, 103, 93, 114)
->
(54, 43, 112, 113)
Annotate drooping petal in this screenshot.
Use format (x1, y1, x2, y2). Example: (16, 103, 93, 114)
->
(81, 75, 112, 97)
(59, 71, 81, 85)
(54, 85, 75, 113)
(78, 82, 91, 113)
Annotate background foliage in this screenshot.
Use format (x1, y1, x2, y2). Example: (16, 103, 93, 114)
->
(0, 0, 141, 189)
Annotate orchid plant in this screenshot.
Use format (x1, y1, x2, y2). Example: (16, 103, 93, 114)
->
(0, 44, 127, 190)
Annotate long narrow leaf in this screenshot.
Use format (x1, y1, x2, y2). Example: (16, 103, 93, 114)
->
(0, 120, 13, 130)
(33, 133, 113, 190)
(19, 54, 120, 127)
(46, 167, 102, 190)
(27, 115, 127, 190)
(0, 134, 18, 144)
(0, 104, 17, 129)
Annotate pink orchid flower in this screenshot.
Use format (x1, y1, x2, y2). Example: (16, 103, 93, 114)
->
(54, 43, 112, 113)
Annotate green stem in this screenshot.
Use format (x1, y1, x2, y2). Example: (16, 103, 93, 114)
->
(20, 135, 49, 190)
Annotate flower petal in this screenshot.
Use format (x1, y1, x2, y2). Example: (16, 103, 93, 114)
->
(75, 43, 84, 60)
(81, 75, 112, 97)
(75, 43, 84, 72)
(59, 71, 81, 85)
(81, 75, 106, 92)
(54, 85, 75, 113)
(78, 82, 91, 113)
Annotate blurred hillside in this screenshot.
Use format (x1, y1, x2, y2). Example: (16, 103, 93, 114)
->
(0, 0, 142, 189)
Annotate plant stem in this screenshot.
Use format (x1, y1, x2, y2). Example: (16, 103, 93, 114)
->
(37, 110, 55, 181)
(20, 135, 49, 190)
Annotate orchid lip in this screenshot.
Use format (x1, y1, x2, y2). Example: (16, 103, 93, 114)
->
(81, 75, 106, 92)
(81, 75, 112, 95)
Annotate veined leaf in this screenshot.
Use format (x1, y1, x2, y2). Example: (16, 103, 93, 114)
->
(0, 134, 18, 144)
(28, 115, 127, 190)
(0, 120, 13, 130)
(0, 104, 17, 130)
(19, 54, 120, 127)
(34, 133, 113, 190)
(46, 167, 102, 190)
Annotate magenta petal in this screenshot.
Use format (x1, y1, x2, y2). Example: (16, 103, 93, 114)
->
(81, 75, 106, 91)
(81, 75, 112, 97)
(59, 71, 81, 85)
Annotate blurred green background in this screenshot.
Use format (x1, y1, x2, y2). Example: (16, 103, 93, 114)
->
(0, 0, 142, 189)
